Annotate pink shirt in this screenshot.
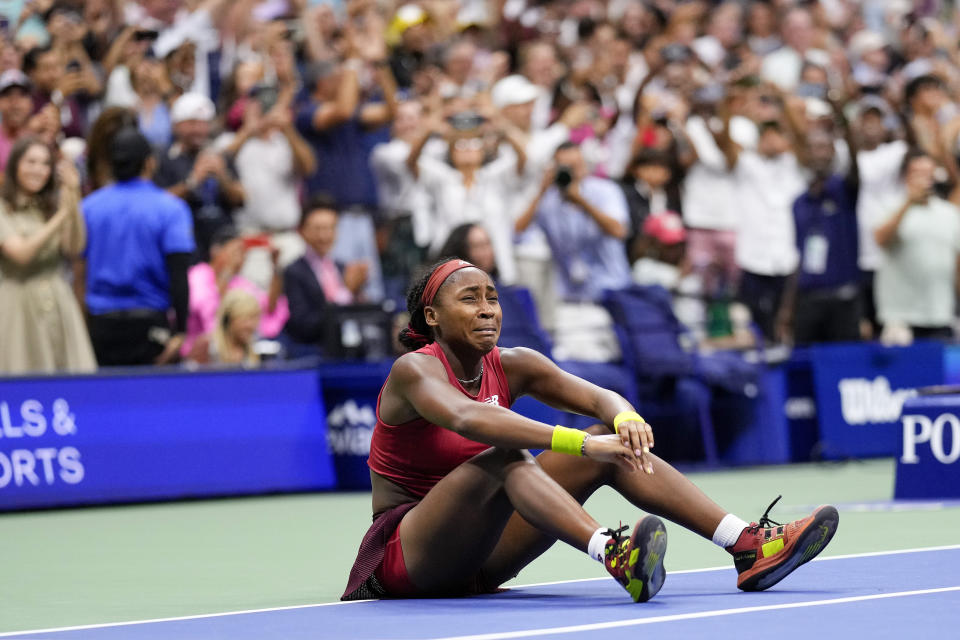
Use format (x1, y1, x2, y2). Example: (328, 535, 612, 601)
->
(303, 247, 353, 305)
(0, 127, 17, 174)
(182, 263, 290, 356)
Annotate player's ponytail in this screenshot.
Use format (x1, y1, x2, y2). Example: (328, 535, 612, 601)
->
(398, 262, 441, 351)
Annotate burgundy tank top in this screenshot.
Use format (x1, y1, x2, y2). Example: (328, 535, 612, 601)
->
(367, 342, 513, 497)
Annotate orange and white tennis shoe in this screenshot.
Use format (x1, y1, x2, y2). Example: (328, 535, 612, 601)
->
(727, 496, 839, 591)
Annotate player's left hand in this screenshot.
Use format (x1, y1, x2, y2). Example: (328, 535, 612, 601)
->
(617, 417, 655, 475)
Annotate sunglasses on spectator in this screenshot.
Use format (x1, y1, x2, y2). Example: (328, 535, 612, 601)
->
(454, 138, 484, 151)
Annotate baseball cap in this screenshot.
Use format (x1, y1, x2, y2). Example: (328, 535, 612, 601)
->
(491, 75, 540, 109)
(0, 69, 31, 95)
(848, 31, 886, 59)
(643, 211, 686, 245)
(171, 92, 216, 124)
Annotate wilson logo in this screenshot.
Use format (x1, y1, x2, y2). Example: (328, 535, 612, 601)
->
(838, 377, 916, 425)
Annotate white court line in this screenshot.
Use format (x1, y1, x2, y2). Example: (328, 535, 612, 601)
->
(512, 543, 960, 588)
(422, 586, 960, 640)
(2, 544, 959, 638)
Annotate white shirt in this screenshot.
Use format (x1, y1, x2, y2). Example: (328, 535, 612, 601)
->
(531, 87, 554, 132)
(761, 47, 827, 91)
(856, 140, 908, 271)
(682, 115, 757, 231)
(876, 196, 960, 327)
(233, 131, 301, 232)
(734, 150, 806, 275)
(418, 154, 518, 283)
(369, 137, 445, 247)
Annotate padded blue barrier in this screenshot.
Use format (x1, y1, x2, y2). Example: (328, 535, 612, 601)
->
(808, 341, 944, 459)
(0, 367, 335, 510)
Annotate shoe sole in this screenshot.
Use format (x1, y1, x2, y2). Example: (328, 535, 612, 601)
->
(739, 505, 840, 592)
(626, 515, 668, 603)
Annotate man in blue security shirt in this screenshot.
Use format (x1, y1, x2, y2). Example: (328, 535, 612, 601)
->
(777, 102, 861, 345)
(82, 128, 196, 366)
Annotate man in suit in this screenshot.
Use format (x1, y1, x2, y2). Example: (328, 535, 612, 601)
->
(283, 195, 369, 344)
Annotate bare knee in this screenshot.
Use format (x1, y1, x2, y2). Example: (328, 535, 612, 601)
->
(465, 447, 542, 487)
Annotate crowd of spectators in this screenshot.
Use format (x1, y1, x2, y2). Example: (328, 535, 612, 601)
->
(2, 0, 960, 376)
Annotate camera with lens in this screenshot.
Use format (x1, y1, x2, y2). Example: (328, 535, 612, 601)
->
(555, 165, 573, 190)
(447, 111, 487, 131)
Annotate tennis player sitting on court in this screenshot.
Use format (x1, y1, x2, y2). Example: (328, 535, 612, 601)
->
(342, 260, 839, 602)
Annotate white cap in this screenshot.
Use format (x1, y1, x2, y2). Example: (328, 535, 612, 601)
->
(171, 92, 216, 124)
(491, 75, 540, 109)
(849, 31, 886, 59)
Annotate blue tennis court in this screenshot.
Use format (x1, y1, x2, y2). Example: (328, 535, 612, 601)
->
(6, 545, 958, 639)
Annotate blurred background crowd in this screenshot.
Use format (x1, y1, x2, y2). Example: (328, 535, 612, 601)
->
(1, 0, 960, 375)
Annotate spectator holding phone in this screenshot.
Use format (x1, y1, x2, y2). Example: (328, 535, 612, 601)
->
(102, 23, 161, 109)
(129, 53, 175, 148)
(182, 225, 288, 358)
(407, 108, 526, 283)
(873, 149, 960, 343)
(23, 42, 89, 140)
(0, 70, 35, 176)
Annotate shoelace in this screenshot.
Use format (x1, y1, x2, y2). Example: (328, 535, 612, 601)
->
(747, 495, 784, 533)
(604, 523, 630, 548)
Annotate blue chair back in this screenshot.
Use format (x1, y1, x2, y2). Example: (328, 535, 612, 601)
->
(497, 286, 554, 355)
(602, 285, 696, 379)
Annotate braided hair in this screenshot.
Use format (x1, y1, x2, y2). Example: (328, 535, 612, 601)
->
(397, 260, 453, 352)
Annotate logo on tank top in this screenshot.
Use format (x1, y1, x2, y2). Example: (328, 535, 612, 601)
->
(483, 395, 499, 406)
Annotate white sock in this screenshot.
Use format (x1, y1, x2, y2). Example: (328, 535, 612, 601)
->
(587, 527, 611, 563)
(712, 513, 750, 549)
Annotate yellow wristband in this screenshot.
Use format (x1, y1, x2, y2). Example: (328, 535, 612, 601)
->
(551, 425, 587, 456)
(613, 410, 644, 434)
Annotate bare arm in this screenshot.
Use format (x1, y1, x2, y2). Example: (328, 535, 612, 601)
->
(874, 197, 916, 249)
(779, 89, 810, 164)
(499, 124, 528, 176)
(277, 114, 317, 176)
(311, 65, 360, 132)
(500, 347, 656, 471)
(0, 207, 71, 266)
(716, 98, 739, 170)
(515, 171, 551, 233)
(359, 63, 400, 130)
(382, 353, 643, 470)
(101, 27, 136, 76)
(56, 161, 85, 257)
(59, 198, 85, 258)
(565, 183, 627, 239)
(406, 126, 440, 180)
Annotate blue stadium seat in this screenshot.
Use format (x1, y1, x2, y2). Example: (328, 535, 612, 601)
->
(601, 285, 760, 466)
(497, 285, 637, 430)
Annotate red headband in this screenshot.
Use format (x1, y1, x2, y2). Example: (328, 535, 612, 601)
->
(421, 259, 475, 306)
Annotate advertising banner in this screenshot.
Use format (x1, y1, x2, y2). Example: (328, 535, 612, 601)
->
(0, 368, 335, 510)
(895, 394, 960, 499)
